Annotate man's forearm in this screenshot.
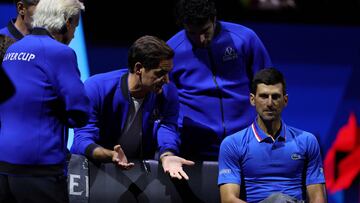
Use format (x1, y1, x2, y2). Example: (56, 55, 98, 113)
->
(307, 184, 326, 203)
(91, 147, 115, 162)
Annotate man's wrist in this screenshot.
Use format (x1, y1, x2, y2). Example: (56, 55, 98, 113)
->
(160, 151, 174, 162)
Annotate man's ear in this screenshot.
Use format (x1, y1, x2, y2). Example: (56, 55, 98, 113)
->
(250, 93, 255, 106)
(134, 62, 143, 75)
(284, 94, 289, 107)
(63, 18, 73, 34)
(66, 19, 72, 30)
(17, 2, 25, 16)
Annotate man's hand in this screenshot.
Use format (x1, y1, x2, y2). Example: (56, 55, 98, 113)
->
(161, 154, 195, 180)
(112, 145, 135, 170)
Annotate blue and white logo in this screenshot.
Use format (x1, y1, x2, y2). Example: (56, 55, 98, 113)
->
(222, 46, 238, 62)
(219, 169, 232, 175)
(291, 153, 302, 160)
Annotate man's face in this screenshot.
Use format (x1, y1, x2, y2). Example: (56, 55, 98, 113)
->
(18, 1, 37, 33)
(184, 19, 215, 48)
(140, 59, 173, 94)
(250, 83, 288, 122)
(24, 5, 36, 31)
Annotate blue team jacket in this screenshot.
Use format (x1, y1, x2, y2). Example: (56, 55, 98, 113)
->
(167, 21, 272, 159)
(70, 69, 181, 159)
(0, 28, 90, 176)
(0, 19, 24, 40)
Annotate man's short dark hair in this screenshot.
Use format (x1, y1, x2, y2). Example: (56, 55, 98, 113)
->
(175, 0, 217, 26)
(15, 0, 39, 6)
(127, 35, 174, 73)
(250, 68, 287, 95)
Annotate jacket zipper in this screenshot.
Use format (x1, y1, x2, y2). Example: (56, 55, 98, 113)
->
(207, 48, 226, 138)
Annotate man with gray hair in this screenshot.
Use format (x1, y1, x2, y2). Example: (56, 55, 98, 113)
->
(0, 0, 40, 40)
(0, 0, 89, 202)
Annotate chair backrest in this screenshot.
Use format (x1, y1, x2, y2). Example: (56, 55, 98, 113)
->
(67, 154, 89, 203)
(68, 155, 220, 203)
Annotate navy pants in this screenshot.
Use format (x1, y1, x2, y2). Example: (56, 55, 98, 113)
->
(0, 174, 68, 203)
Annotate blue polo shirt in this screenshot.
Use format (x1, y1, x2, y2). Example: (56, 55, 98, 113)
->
(218, 119, 325, 203)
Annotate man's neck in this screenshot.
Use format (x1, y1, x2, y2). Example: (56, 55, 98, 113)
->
(14, 17, 29, 36)
(128, 73, 147, 99)
(257, 117, 282, 138)
(51, 32, 66, 44)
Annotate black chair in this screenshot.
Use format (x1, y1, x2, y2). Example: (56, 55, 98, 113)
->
(68, 155, 220, 203)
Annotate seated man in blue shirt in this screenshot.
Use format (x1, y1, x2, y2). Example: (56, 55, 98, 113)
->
(218, 68, 326, 203)
(71, 35, 194, 180)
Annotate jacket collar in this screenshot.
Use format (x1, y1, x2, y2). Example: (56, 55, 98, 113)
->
(7, 19, 24, 40)
(120, 72, 151, 103)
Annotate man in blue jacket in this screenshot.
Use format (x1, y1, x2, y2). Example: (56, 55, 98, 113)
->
(0, 0, 89, 202)
(167, 0, 272, 160)
(0, 0, 39, 40)
(71, 35, 194, 180)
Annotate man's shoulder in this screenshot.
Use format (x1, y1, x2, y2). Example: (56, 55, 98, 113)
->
(39, 36, 68, 49)
(167, 30, 188, 50)
(0, 20, 18, 40)
(0, 26, 9, 35)
(220, 21, 254, 33)
(3, 35, 72, 63)
(222, 126, 252, 146)
(86, 69, 126, 85)
(20, 35, 72, 56)
(220, 127, 252, 159)
(84, 69, 127, 99)
(219, 21, 258, 40)
(286, 125, 318, 142)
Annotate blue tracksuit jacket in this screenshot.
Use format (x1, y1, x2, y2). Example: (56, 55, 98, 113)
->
(0, 28, 90, 176)
(0, 19, 24, 41)
(167, 21, 272, 159)
(70, 69, 181, 159)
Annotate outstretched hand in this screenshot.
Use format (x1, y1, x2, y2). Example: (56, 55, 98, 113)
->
(112, 145, 135, 170)
(161, 155, 195, 180)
